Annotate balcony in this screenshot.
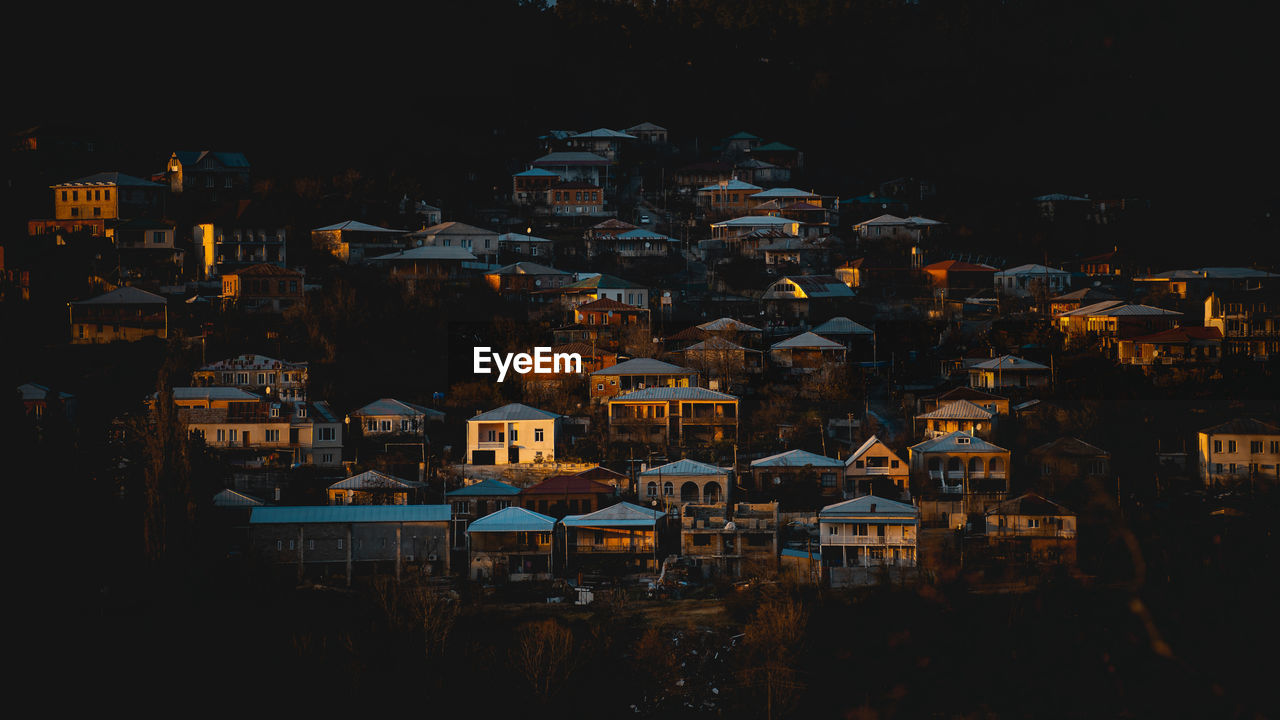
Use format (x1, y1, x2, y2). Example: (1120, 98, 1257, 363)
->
(575, 542, 655, 553)
(825, 535, 894, 546)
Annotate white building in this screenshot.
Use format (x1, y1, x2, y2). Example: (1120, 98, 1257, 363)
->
(466, 403, 560, 465)
(819, 495, 918, 587)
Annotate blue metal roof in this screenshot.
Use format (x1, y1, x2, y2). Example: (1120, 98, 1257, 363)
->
(751, 449, 844, 468)
(447, 478, 522, 497)
(819, 495, 918, 520)
(250, 505, 449, 524)
(467, 506, 557, 533)
(562, 501, 660, 528)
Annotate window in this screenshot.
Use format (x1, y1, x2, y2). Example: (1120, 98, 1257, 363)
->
(225, 177, 233, 189)
(1228, 440, 1237, 453)
(61, 190, 67, 201)
(597, 384, 604, 391)
(821, 473, 837, 487)
(663, 482, 674, 496)
(401, 420, 411, 432)
(216, 429, 226, 442)
(1251, 441, 1263, 453)
(1028, 518, 1041, 529)
(380, 420, 392, 432)
(151, 231, 165, 244)
(891, 460, 900, 469)
(308, 539, 315, 550)
(511, 429, 518, 442)
(72, 190, 79, 201)
(298, 406, 307, 418)
(266, 429, 280, 442)
(288, 539, 295, 550)
(322, 453, 333, 463)
(1271, 441, 1279, 454)
(854, 460, 865, 469)
(71, 207, 79, 217)
(236, 372, 249, 384)
(337, 539, 343, 549)
(1214, 440, 1222, 453)
(318, 427, 336, 441)
(646, 482, 658, 498)
(828, 524, 839, 535)
(229, 429, 239, 443)
(270, 406, 280, 418)
(534, 428, 544, 442)
(257, 373, 266, 385)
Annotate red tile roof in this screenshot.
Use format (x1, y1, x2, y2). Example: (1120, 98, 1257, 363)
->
(523, 475, 617, 495)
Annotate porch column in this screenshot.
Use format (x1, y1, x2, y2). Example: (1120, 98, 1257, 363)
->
(345, 524, 353, 587)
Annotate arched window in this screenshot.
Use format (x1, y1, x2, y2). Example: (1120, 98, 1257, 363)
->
(946, 457, 963, 473)
(990, 457, 1006, 476)
(681, 482, 699, 502)
(703, 483, 721, 504)
(968, 457, 985, 476)
(646, 481, 658, 498)
(927, 457, 941, 472)
(663, 481, 674, 497)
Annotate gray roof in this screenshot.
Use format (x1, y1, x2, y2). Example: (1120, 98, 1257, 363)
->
(590, 357, 694, 377)
(469, 403, 559, 422)
(212, 489, 265, 507)
(350, 398, 445, 419)
(820, 495, 918, 520)
(328, 470, 424, 491)
(751, 449, 844, 468)
(411, 221, 497, 237)
(73, 286, 167, 305)
(250, 505, 450, 524)
(611, 387, 737, 402)
(172, 151, 250, 168)
(910, 431, 1008, 454)
(488, 261, 568, 276)
(1136, 267, 1280, 281)
(811, 316, 873, 336)
(532, 151, 610, 165)
(682, 336, 753, 352)
(968, 355, 1049, 371)
(986, 492, 1075, 517)
(172, 387, 260, 402)
(916, 400, 995, 421)
(1059, 301, 1181, 318)
(996, 263, 1070, 277)
(1199, 418, 1280, 436)
(697, 179, 762, 192)
(313, 220, 403, 233)
(446, 478, 522, 497)
(771, 332, 846, 350)
(54, 171, 161, 188)
(562, 501, 661, 528)
(571, 128, 637, 139)
(368, 246, 478, 262)
(697, 317, 761, 332)
(496, 232, 552, 244)
(466, 506, 557, 533)
(17, 383, 73, 401)
(199, 354, 306, 372)
(751, 187, 818, 199)
(640, 459, 730, 477)
(710, 215, 798, 228)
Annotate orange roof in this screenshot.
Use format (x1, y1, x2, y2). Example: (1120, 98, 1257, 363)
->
(924, 260, 996, 272)
(577, 297, 644, 312)
(225, 263, 299, 277)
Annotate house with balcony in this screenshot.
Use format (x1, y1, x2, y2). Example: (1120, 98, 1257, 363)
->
(914, 400, 996, 440)
(70, 286, 168, 344)
(1204, 288, 1280, 361)
(819, 495, 918, 587)
(405, 221, 500, 265)
(918, 386, 1010, 416)
(530, 151, 612, 191)
(769, 331, 847, 373)
(221, 263, 304, 313)
(194, 222, 287, 279)
(348, 398, 445, 437)
(640, 458, 731, 507)
(909, 431, 1010, 511)
(495, 233, 553, 260)
(466, 403, 560, 465)
(852, 214, 944, 243)
(554, 297, 650, 352)
(809, 316, 874, 351)
(1056, 301, 1183, 349)
(677, 336, 764, 389)
(520, 474, 617, 519)
(558, 274, 651, 307)
(191, 354, 309, 404)
(607, 387, 738, 449)
(994, 263, 1072, 297)
(446, 478, 522, 548)
(311, 220, 408, 264)
(369, 246, 478, 289)
(749, 449, 846, 506)
(1027, 437, 1111, 496)
(845, 435, 909, 500)
(465, 506, 557, 582)
(1197, 418, 1280, 485)
(983, 493, 1078, 566)
(1048, 287, 1120, 316)
(512, 168, 560, 208)
(566, 128, 636, 163)
(175, 390, 343, 467)
(760, 274, 856, 325)
(1116, 326, 1223, 367)
(562, 501, 664, 573)
(695, 179, 763, 218)
(327, 470, 426, 505)
(589, 357, 697, 402)
(1134, 267, 1279, 301)
(680, 502, 779, 579)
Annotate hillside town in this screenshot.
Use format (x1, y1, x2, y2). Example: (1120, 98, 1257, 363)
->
(6, 2, 1277, 717)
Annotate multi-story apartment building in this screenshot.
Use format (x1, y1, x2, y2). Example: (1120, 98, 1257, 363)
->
(174, 387, 342, 467)
(607, 387, 738, 448)
(1204, 288, 1280, 361)
(1197, 418, 1280, 484)
(192, 354, 309, 404)
(679, 502, 778, 579)
(221, 264, 304, 313)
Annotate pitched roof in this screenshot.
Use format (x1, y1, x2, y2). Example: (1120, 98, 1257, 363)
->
(924, 260, 996, 272)
(212, 489, 265, 507)
(710, 215, 798, 228)
(986, 492, 1075, 517)
(698, 317, 762, 332)
(997, 263, 1070, 276)
(1136, 267, 1280, 281)
(1199, 418, 1280, 436)
(573, 466, 628, 482)
(611, 387, 738, 402)
(496, 232, 553, 244)
(910, 431, 1008, 453)
(225, 263, 299, 277)
(615, 228, 677, 242)
(682, 336, 753, 352)
(820, 495, 918, 520)
(771, 332, 846, 350)
(469, 403, 559, 422)
(750, 449, 844, 468)
(571, 128, 637, 139)
(750, 187, 818, 199)
(54, 171, 161, 188)
(328, 470, 423, 491)
(590, 357, 693, 376)
(916, 400, 995, 421)
(1125, 326, 1222, 343)
(488, 261, 567, 276)
(1050, 287, 1119, 303)
(640, 459, 730, 477)
(513, 168, 560, 177)
(754, 141, 798, 152)
(16, 383, 73, 401)
(523, 474, 617, 495)
(854, 213, 908, 226)
(412, 221, 496, 236)
(562, 501, 661, 528)
(935, 387, 1007, 404)
(368, 246, 478, 262)
(766, 275, 855, 299)
(1030, 437, 1110, 457)
(172, 387, 261, 402)
(564, 273, 644, 290)
(250, 505, 450, 524)
(466, 506, 557, 533)
(532, 151, 610, 166)
(313, 220, 402, 233)
(446, 478, 522, 497)
(1058, 301, 1181, 318)
(576, 297, 643, 312)
(968, 355, 1049, 371)
(810, 316, 873, 336)
(697, 179, 763, 192)
(72, 286, 167, 305)
(351, 398, 445, 420)
(172, 151, 250, 168)
(846, 435, 903, 466)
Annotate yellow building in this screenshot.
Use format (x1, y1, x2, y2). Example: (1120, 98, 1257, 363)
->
(51, 172, 164, 221)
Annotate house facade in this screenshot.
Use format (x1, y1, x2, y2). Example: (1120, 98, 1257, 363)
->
(640, 458, 731, 506)
(466, 506, 556, 582)
(819, 495, 918, 587)
(607, 387, 739, 449)
(845, 435, 910, 500)
(70, 286, 168, 344)
(1197, 418, 1280, 484)
(680, 502, 778, 579)
(466, 403, 560, 465)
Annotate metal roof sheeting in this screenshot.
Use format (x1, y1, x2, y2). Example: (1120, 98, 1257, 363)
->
(771, 332, 846, 350)
(909, 431, 1008, 454)
(466, 506, 557, 533)
(590, 357, 693, 376)
(562, 501, 661, 528)
(640, 459, 730, 477)
(611, 387, 738, 402)
(751, 449, 844, 468)
(810, 317, 874, 336)
(250, 505, 450, 524)
(447, 478, 522, 497)
(820, 495, 918, 519)
(73, 286, 167, 305)
(469, 403, 559, 422)
(351, 398, 444, 419)
(916, 400, 995, 420)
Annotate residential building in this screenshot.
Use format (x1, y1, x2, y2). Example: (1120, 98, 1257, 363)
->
(750, 449, 846, 505)
(752, 141, 804, 170)
(1027, 437, 1111, 495)
(586, 228, 677, 258)
(680, 502, 779, 579)
(562, 501, 663, 573)
(176, 390, 343, 467)
(915, 400, 996, 440)
(29, 172, 165, 236)
(191, 354, 309, 404)
(566, 128, 635, 163)
(760, 274, 856, 325)
(677, 336, 764, 388)
(348, 398, 445, 437)
(1055, 301, 1183, 346)
(520, 474, 618, 518)
(923, 260, 997, 293)
(466, 403, 560, 465)
(546, 181, 606, 217)
(221, 264, 304, 313)
(589, 357, 697, 402)
(484, 262, 572, 296)
(852, 214, 944, 243)
(446, 478, 522, 547)
(530, 151, 612, 190)
(735, 157, 789, 186)
(1116, 326, 1223, 366)
(1134, 267, 1279, 301)
(328, 470, 426, 505)
(466, 506, 557, 582)
(495, 232, 553, 259)
(994, 264, 1072, 297)
(967, 355, 1050, 390)
(69, 286, 168, 344)
(368, 246, 478, 288)
(406, 221, 499, 264)
(983, 493, 1077, 566)
(769, 331, 847, 373)
(1048, 287, 1120, 316)
(1197, 418, 1280, 484)
(558, 273, 650, 307)
(695, 179, 763, 217)
(512, 168, 560, 207)
(909, 431, 1010, 508)
(249, 505, 450, 583)
(193, 222, 287, 279)
(1204, 288, 1280, 361)
(310, 220, 407, 264)
(809, 316, 874, 351)
(918, 386, 1011, 416)
(640, 458, 731, 506)
(163, 151, 251, 198)
(819, 495, 918, 587)
(607, 387, 739, 448)
(844, 435, 909, 500)
(17, 383, 76, 423)
(625, 121, 667, 145)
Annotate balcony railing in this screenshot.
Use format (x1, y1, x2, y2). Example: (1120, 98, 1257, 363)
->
(575, 543, 655, 553)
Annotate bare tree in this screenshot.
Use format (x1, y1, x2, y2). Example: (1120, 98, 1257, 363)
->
(740, 593, 808, 720)
(510, 619, 576, 701)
